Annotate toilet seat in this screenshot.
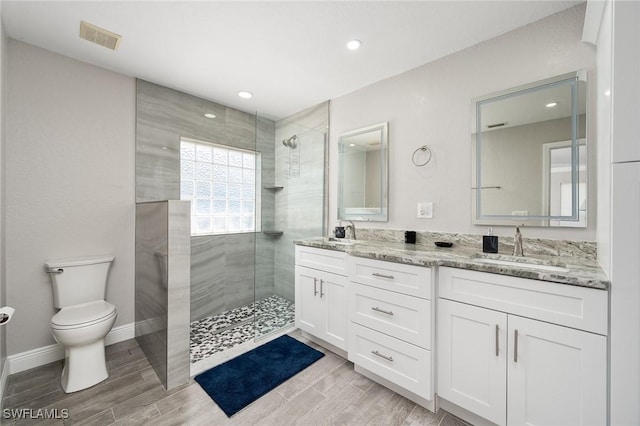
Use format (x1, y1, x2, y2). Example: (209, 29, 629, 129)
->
(51, 300, 116, 330)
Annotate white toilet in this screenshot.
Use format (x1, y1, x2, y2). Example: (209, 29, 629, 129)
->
(46, 255, 117, 393)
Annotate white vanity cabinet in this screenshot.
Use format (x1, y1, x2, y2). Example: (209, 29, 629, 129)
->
(437, 267, 607, 426)
(294, 245, 348, 351)
(347, 256, 434, 405)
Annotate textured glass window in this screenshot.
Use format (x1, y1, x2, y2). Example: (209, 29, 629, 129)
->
(181, 139, 259, 235)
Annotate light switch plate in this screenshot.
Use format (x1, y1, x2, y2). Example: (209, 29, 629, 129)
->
(417, 202, 433, 219)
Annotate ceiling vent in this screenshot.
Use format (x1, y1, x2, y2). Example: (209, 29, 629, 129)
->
(79, 21, 121, 51)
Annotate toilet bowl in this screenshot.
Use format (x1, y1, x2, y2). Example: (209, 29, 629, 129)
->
(50, 301, 117, 393)
(46, 255, 117, 393)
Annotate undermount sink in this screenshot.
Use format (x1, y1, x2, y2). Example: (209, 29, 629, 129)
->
(473, 255, 569, 273)
(322, 237, 355, 246)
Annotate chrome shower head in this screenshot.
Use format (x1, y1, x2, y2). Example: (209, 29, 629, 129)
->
(282, 135, 298, 148)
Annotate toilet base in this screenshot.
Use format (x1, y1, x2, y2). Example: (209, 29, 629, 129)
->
(60, 338, 109, 393)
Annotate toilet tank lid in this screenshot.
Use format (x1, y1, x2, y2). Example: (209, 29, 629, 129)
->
(45, 255, 115, 269)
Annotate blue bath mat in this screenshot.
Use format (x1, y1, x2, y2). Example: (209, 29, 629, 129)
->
(194, 334, 325, 417)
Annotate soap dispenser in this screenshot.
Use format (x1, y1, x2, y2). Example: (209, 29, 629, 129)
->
(483, 227, 499, 253)
(513, 226, 524, 256)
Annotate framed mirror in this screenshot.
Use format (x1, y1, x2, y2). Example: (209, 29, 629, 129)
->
(338, 122, 388, 222)
(472, 71, 587, 227)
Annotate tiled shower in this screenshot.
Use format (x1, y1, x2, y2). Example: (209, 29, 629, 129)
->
(134, 79, 328, 388)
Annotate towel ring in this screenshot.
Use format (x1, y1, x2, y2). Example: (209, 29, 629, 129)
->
(412, 145, 432, 167)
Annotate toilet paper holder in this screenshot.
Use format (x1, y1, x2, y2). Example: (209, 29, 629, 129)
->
(0, 306, 15, 325)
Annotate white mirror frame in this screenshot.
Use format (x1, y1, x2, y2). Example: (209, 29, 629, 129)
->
(472, 71, 587, 227)
(338, 122, 388, 222)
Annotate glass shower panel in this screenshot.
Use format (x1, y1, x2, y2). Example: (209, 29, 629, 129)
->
(254, 102, 329, 340)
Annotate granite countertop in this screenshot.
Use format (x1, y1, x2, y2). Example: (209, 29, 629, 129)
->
(294, 237, 609, 290)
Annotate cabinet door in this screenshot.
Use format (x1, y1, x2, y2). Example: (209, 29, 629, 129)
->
(507, 315, 607, 426)
(295, 265, 320, 334)
(438, 299, 507, 426)
(319, 271, 348, 350)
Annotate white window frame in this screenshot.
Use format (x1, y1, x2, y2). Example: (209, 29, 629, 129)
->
(180, 137, 261, 236)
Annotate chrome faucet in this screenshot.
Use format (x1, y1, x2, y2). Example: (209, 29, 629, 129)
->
(513, 225, 524, 256)
(345, 220, 357, 240)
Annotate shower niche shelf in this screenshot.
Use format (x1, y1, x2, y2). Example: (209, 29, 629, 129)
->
(263, 185, 284, 191)
(263, 230, 283, 237)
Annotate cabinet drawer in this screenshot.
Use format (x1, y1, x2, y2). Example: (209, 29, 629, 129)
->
(439, 267, 608, 335)
(348, 323, 432, 399)
(348, 257, 431, 299)
(295, 245, 347, 276)
(350, 283, 431, 349)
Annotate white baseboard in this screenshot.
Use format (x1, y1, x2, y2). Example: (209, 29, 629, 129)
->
(105, 322, 135, 346)
(7, 322, 135, 375)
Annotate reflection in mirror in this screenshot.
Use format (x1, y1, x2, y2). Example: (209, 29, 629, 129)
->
(338, 122, 388, 222)
(472, 71, 587, 227)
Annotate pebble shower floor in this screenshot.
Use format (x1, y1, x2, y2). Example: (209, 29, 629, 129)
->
(190, 295, 295, 363)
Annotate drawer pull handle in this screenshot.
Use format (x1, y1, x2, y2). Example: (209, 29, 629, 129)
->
(313, 277, 318, 296)
(371, 307, 394, 316)
(371, 350, 394, 362)
(514, 329, 519, 363)
(372, 272, 394, 279)
(320, 279, 325, 298)
(495, 324, 499, 357)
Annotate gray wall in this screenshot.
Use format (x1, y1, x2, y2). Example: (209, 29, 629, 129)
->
(329, 4, 596, 241)
(135, 81, 276, 322)
(0, 2, 7, 380)
(274, 102, 328, 301)
(5, 40, 136, 356)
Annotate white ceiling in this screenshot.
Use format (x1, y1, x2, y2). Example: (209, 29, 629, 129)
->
(2, 1, 582, 120)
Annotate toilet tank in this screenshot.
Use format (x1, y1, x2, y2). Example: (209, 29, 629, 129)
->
(46, 255, 115, 308)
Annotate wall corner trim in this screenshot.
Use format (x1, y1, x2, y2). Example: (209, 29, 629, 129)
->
(7, 322, 135, 375)
(582, 0, 606, 46)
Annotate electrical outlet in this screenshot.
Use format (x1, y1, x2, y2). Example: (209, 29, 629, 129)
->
(417, 202, 433, 219)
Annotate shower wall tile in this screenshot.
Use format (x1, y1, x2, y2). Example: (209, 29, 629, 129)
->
(137, 79, 278, 326)
(190, 236, 226, 321)
(136, 80, 260, 202)
(135, 124, 180, 201)
(224, 233, 258, 312)
(135, 201, 169, 389)
(224, 278, 255, 313)
(166, 201, 191, 389)
(256, 117, 277, 302)
(258, 116, 276, 231)
(274, 102, 328, 301)
(190, 232, 272, 321)
(255, 233, 275, 301)
(135, 201, 191, 390)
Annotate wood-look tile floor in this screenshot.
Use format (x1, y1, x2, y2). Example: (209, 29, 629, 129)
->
(1, 331, 471, 426)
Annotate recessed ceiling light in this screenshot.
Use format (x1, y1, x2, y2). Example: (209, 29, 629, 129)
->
(605, 89, 611, 97)
(346, 39, 362, 50)
(204, 113, 217, 119)
(238, 91, 253, 99)
(349, 143, 356, 147)
(545, 102, 559, 108)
